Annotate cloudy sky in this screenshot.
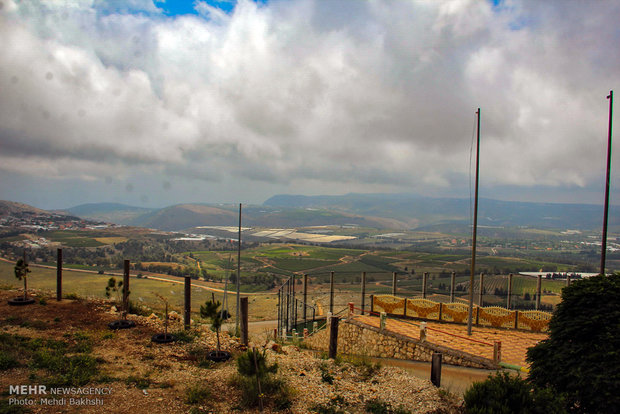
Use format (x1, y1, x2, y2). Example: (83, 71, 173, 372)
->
(0, 0, 618, 209)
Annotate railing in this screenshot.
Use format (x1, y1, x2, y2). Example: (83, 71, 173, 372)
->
(276, 276, 317, 338)
(370, 294, 552, 332)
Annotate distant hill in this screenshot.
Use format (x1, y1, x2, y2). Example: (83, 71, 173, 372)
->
(58, 193, 619, 232)
(128, 204, 240, 230)
(0, 200, 51, 216)
(264, 193, 619, 231)
(64, 203, 154, 225)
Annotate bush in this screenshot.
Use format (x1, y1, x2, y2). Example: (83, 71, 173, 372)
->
(527, 273, 620, 413)
(184, 384, 211, 405)
(235, 349, 291, 409)
(0, 351, 19, 371)
(365, 398, 410, 414)
(463, 371, 565, 414)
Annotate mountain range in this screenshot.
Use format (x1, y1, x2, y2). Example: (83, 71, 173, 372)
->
(45, 193, 620, 232)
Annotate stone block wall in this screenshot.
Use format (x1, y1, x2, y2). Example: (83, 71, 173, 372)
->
(303, 317, 496, 370)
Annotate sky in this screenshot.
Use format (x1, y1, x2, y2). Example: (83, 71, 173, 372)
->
(0, 0, 618, 209)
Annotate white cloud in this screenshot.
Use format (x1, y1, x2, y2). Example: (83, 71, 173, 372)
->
(0, 0, 618, 208)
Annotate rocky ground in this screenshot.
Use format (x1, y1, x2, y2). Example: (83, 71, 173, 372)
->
(0, 288, 462, 413)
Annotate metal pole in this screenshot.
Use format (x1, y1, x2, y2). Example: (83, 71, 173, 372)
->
(303, 274, 308, 323)
(285, 280, 290, 334)
(392, 272, 397, 296)
(422, 272, 428, 299)
(536, 274, 542, 311)
(478, 273, 484, 307)
(56, 248, 62, 301)
(329, 271, 334, 314)
(361, 272, 366, 315)
(240, 297, 249, 346)
(236, 203, 242, 332)
(450, 271, 455, 303)
(600, 90, 614, 276)
(123, 260, 130, 320)
(277, 289, 281, 337)
(507, 273, 513, 309)
(468, 107, 481, 336)
(292, 274, 296, 329)
(184, 276, 191, 330)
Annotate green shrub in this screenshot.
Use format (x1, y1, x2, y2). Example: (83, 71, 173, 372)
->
(464, 371, 564, 414)
(527, 273, 620, 413)
(235, 375, 292, 410)
(184, 384, 211, 405)
(0, 398, 31, 413)
(0, 351, 19, 371)
(365, 398, 410, 414)
(125, 375, 152, 389)
(318, 362, 334, 384)
(234, 349, 291, 409)
(128, 300, 151, 316)
(237, 349, 278, 378)
(172, 329, 197, 344)
(310, 395, 347, 414)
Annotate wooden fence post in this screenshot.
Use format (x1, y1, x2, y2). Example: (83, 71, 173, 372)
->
(450, 272, 455, 302)
(184, 276, 191, 330)
(392, 272, 397, 296)
(361, 272, 366, 315)
(240, 297, 249, 346)
(56, 248, 62, 301)
(329, 271, 335, 314)
(566, 274, 571, 287)
(370, 294, 374, 314)
(328, 317, 339, 359)
(431, 352, 442, 387)
(422, 272, 428, 299)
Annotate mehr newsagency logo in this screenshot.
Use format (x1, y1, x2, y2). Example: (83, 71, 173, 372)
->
(8, 385, 112, 407)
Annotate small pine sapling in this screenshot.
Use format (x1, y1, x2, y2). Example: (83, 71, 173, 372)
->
(14, 253, 31, 300)
(201, 300, 224, 355)
(154, 293, 171, 337)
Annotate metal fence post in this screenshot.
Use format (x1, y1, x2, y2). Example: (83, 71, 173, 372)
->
(507, 273, 513, 309)
(431, 353, 442, 387)
(392, 272, 397, 296)
(361, 271, 366, 315)
(329, 271, 334, 314)
(478, 273, 485, 307)
(303, 274, 308, 323)
(450, 271, 455, 302)
(56, 248, 62, 301)
(240, 297, 249, 346)
(184, 276, 191, 330)
(123, 260, 130, 319)
(536, 274, 542, 311)
(328, 317, 339, 359)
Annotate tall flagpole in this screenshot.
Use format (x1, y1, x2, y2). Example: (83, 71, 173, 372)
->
(236, 203, 242, 331)
(600, 91, 613, 276)
(467, 108, 481, 336)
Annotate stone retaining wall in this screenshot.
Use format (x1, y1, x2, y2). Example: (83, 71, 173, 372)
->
(304, 317, 497, 370)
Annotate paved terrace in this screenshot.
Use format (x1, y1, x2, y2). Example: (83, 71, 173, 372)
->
(352, 314, 548, 369)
